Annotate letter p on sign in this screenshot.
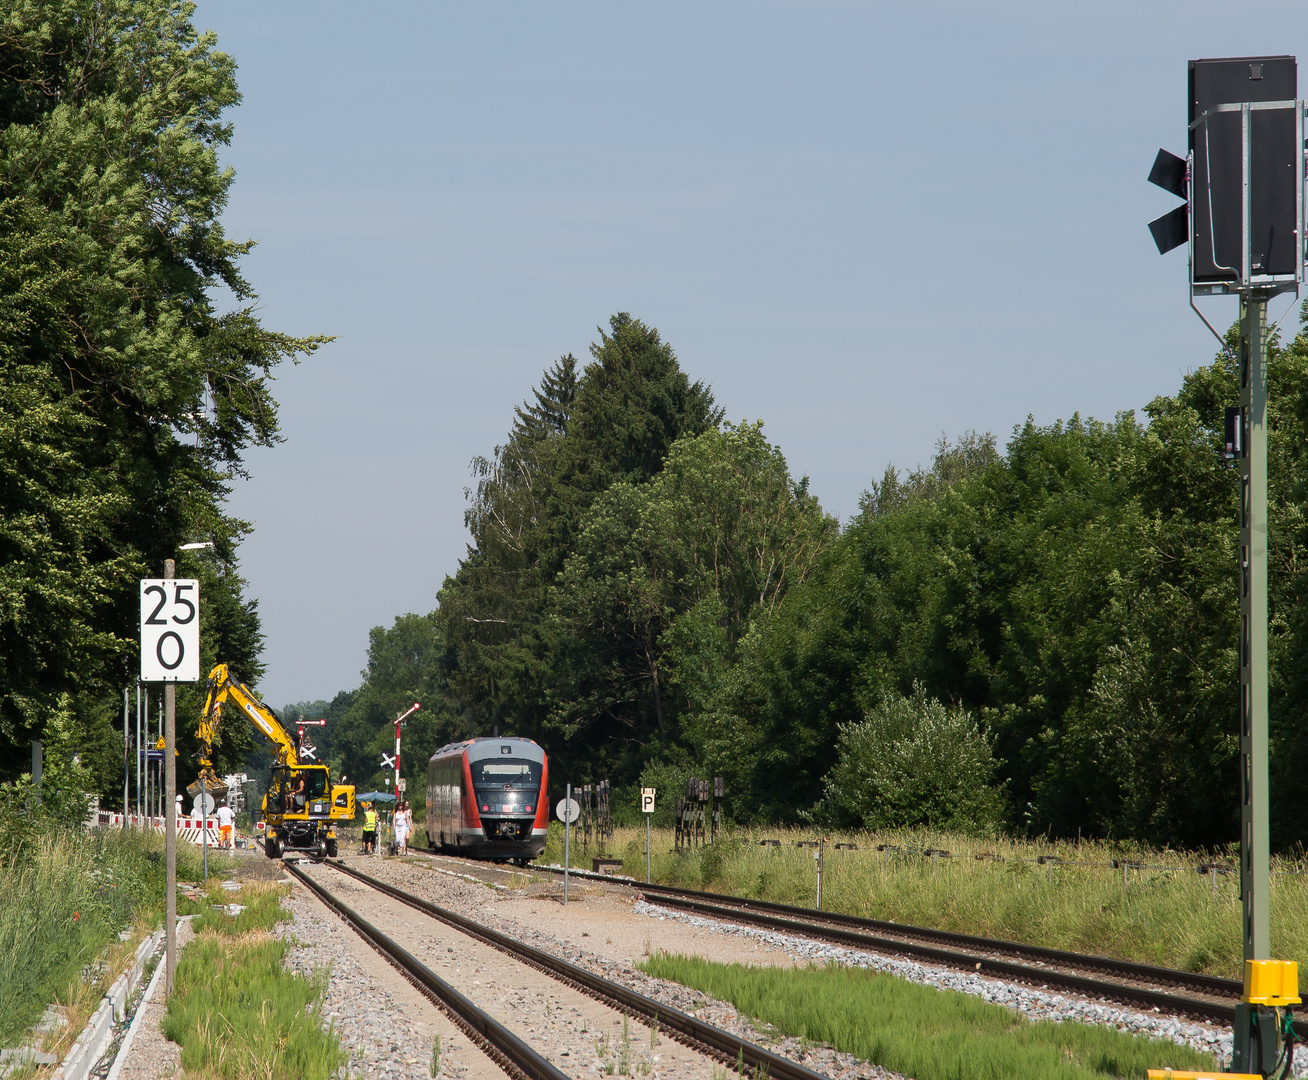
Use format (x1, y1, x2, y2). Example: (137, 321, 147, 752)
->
(140, 579, 201, 682)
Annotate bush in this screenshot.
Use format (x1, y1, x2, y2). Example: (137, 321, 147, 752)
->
(819, 684, 1003, 833)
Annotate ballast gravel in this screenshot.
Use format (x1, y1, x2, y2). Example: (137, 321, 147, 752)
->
(280, 885, 462, 1080)
(284, 854, 1308, 1078)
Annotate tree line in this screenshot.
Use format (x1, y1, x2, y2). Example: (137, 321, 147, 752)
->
(5, 3, 1306, 853)
(0, 1, 323, 796)
(315, 308, 1308, 851)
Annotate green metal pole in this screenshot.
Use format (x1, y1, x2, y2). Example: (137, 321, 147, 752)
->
(1239, 292, 1271, 964)
(1232, 293, 1273, 1077)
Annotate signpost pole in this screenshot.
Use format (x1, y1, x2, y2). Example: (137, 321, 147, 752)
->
(123, 687, 130, 830)
(201, 774, 208, 883)
(563, 783, 571, 907)
(1233, 293, 1274, 1075)
(163, 559, 177, 997)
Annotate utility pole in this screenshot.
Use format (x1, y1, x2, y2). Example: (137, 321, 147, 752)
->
(164, 558, 177, 996)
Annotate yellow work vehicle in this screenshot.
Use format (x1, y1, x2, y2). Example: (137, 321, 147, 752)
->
(191, 664, 355, 859)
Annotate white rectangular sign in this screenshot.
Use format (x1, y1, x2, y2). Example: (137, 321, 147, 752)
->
(140, 579, 200, 682)
(641, 787, 656, 814)
(398, 778, 407, 792)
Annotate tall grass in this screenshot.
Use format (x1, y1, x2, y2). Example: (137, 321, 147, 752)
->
(0, 827, 230, 1046)
(545, 823, 1308, 979)
(641, 953, 1217, 1080)
(163, 929, 341, 1080)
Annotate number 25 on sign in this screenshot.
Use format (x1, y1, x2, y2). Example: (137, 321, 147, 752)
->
(140, 579, 200, 682)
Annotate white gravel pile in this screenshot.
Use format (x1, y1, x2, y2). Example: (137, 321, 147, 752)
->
(631, 900, 1308, 1077)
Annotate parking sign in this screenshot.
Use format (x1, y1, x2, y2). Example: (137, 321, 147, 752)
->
(641, 788, 656, 814)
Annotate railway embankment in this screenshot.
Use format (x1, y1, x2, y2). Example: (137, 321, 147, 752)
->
(539, 823, 1308, 981)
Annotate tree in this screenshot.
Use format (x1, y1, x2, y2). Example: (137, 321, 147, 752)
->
(0, 0, 326, 783)
(438, 315, 722, 774)
(819, 684, 1003, 833)
(331, 613, 464, 795)
(544, 422, 835, 780)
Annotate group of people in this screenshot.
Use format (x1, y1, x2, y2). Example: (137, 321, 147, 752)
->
(359, 799, 413, 855)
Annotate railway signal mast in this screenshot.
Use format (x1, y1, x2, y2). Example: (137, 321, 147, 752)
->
(1147, 56, 1305, 1076)
(391, 703, 420, 801)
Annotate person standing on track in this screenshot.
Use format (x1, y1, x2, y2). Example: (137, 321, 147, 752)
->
(361, 802, 377, 855)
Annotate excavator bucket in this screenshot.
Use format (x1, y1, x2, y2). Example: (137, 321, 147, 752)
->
(186, 769, 228, 802)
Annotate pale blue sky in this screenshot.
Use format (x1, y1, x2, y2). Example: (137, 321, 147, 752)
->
(201, 1, 1306, 706)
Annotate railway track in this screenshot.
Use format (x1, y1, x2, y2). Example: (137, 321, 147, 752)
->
(286, 858, 835, 1080)
(451, 855, 1303, 1035)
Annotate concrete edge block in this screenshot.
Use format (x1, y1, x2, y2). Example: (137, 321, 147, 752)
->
(52, 928, 166, 1080)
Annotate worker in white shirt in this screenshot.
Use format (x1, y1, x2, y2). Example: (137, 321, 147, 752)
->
(215, 801, 236, 848)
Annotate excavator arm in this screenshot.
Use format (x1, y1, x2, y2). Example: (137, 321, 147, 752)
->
(188, 663, 302, 801)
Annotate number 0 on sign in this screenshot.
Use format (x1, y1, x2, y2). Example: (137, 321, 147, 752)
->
(140, 579, 201, 682)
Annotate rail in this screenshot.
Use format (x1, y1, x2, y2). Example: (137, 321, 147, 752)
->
(284, 861, 569, 1080)
(510, 856, 1308, 1036)
(321, 859, 835, 1080)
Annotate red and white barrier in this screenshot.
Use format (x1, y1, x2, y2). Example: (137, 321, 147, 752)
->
(96, 811, 225, 847)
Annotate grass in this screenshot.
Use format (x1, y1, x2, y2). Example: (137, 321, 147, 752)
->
(191, 880, 292, 936)
(545, 823, 1308, 980)
(0, 827, 222, 1047)
(163, 881, 342, 1080)
(640, 952, 1218, 1080)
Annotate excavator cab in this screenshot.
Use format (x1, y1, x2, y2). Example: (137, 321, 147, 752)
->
(268, 765, 331, 818)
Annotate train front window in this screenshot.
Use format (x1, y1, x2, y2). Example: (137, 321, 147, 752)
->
(471, 759, 541, 790)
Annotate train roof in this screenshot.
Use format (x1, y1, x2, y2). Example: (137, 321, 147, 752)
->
(429, 736, 545, 764)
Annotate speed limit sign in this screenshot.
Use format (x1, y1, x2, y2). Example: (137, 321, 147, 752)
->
(140, 579, 201, 682)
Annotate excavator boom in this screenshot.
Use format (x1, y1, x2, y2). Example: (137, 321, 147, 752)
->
(192, 664, 355, 858)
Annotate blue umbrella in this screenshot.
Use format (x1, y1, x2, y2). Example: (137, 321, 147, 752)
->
(355, 791, 396, 803)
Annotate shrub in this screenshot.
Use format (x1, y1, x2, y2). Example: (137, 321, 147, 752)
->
(819, 684, 1003, 833)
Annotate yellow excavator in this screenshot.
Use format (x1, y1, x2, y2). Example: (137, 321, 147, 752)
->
(191, 663, 356, 859)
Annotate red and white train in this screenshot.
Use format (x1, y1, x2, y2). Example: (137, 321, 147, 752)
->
(425, 736, 549, 863)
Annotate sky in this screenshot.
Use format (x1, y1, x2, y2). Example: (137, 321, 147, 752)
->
(198, 1, 1308, 708)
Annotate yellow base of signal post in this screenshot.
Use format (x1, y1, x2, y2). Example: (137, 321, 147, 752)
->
(1230, 959, 1299, 1078)
(1149, 962, 1298, 1078)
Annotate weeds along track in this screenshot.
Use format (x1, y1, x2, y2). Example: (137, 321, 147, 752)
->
(517, 860, 1307, 1035)
(298, 858, 834, 1080)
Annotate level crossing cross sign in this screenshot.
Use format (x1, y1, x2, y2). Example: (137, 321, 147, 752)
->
(139, 579, 200, 682)
(381, 752, 396, 770)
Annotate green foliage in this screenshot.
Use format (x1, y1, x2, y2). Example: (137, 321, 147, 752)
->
(0, 0, 323, 784)
(639, 953, 1216, 1079)
(316, 303, 1308, 851)
(191, 881, 290, 936)
(819, 684, 1003, 833)
(0, 827, 217, 1045)
(163, 933, 341, 1079)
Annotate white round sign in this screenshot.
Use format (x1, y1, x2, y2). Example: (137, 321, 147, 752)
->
(556, 798, 580, 824)
(193, 792, 215, 816)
